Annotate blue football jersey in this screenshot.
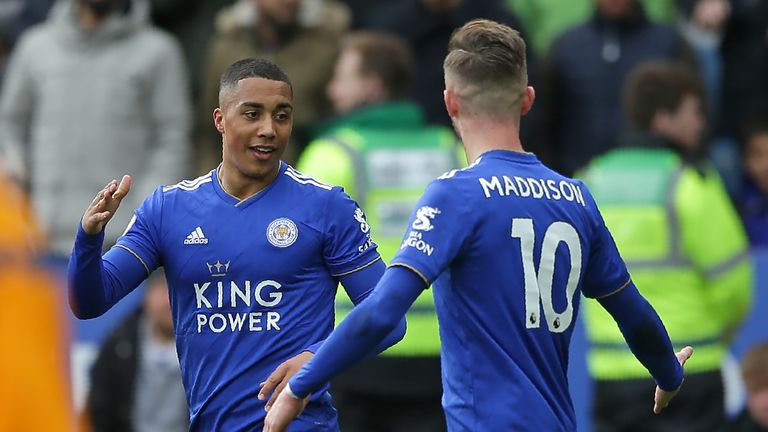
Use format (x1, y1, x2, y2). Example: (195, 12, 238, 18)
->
(115, 163, 380, 431)
(390, 150, 630, 431)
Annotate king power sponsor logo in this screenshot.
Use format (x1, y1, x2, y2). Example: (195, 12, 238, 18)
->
(192, 261, 284, 334)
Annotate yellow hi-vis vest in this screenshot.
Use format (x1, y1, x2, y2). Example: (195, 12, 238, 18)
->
(580, 148, 753, 379)
(297, 103, 461, 356)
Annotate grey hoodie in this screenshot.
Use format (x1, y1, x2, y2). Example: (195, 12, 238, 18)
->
(0, 0, 191, 256)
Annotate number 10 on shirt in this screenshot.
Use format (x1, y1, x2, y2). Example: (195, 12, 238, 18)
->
(511, 218, 582, 334)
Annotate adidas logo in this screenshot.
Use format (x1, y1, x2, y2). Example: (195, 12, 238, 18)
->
(184, 227, 209, 245)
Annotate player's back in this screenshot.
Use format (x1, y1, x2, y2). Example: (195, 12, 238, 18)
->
(395, 150, 629, 431)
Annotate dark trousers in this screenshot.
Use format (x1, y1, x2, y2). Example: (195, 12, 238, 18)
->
(593, 370, 726, 432)
(331, 356, 446, 432)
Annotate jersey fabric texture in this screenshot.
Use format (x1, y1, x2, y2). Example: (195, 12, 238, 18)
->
(114, 163, 380, 431)
(389, 150, 630, 431)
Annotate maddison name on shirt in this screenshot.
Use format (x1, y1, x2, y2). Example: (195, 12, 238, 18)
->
(478, 175, 586, 206)
(193, 279, 283, 334)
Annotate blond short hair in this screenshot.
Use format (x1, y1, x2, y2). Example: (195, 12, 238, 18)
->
(443, 19, 528, 115)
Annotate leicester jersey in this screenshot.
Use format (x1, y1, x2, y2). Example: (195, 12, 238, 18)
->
(115, 162, 380, 430)
(390, 150, 630, 431)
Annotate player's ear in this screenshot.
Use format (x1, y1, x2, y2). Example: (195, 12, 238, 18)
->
(444, 89, 460, 119)
(520, 86, 535, 116)
(213, 107, 225, 134)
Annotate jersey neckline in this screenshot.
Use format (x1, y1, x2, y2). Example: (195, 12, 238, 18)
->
(478, 149, 540, 164)
(211, 162, 286, 208)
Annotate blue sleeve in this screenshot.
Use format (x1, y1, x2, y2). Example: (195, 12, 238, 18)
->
(67, 226, 152, 319)
(323, 189, 381, 276)
(389, 179, 470, 284)
(114, 188, 164, 272)
(289, 266, 425, 397)
(581, 187, 631, 298)
(303, 259, 406, 354)
(597, 281, 683, 391)
(68, 189, 163, 319)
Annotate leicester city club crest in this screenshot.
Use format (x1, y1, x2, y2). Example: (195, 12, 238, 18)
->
(267, 218, 298, 248)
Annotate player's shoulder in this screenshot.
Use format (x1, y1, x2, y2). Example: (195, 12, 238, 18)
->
(403, 160, 481, 217)
(282, 165, 363, 225)
(160, 170, 215, 196)
(281, 164, 343, 199)
(425, 156, 486, 197)
(433, 155, 484, 183)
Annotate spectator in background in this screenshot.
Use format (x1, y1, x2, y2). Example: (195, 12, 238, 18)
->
(740, 118, 768, 247)
(0, 0, 191, 259)
(0, 0, 55, 88)
(198, 0, 346, 172)
(732, 342, 768, 432)
(297, 31, 460, 432)
(88, 269, 188, 432)
(0, 0, 55, 47)
(505, 0, 677, 59)
(347, 0, 529, 129)
(148, 0, 236, 104)
(714, 0, 768, 197)
(677, 0, 730, 122)
(719, 0, 768, 141)
(542, 0, 693, 176)
(675, 0, 739, 196)
(580, 61, 753, 432)
(0, 168, 75, 432)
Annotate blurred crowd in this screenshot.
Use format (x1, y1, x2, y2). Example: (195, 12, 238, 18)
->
(0, 0, 767, 431)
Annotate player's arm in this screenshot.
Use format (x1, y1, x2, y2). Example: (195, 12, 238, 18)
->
(581, 184, 693, 413)
(68, 176, 150, 318)
(597, 282, 694, 413)
(263, 266, 424, 432)
(257, 259, 406, 409)
(337, 259, 408, 353)
(302, 258, 407, 355)
(596, 281, 693, 408)
(296, 265, 420, 390)
(306, 188, 410, 356)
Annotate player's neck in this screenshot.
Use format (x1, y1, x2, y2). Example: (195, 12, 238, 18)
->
(458, 117, 525, 163)
(218, 164, 280, 201)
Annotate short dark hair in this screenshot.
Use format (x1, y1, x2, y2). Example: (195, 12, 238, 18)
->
(343, 32, 413, 100)
(443, 19, 528, 114)
(219, 58, 293, 105)
(623, 62, 702, 130)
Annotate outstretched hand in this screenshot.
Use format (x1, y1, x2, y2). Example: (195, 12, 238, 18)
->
(653, 346, 694, 414)
(81, 175, 132, 235)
